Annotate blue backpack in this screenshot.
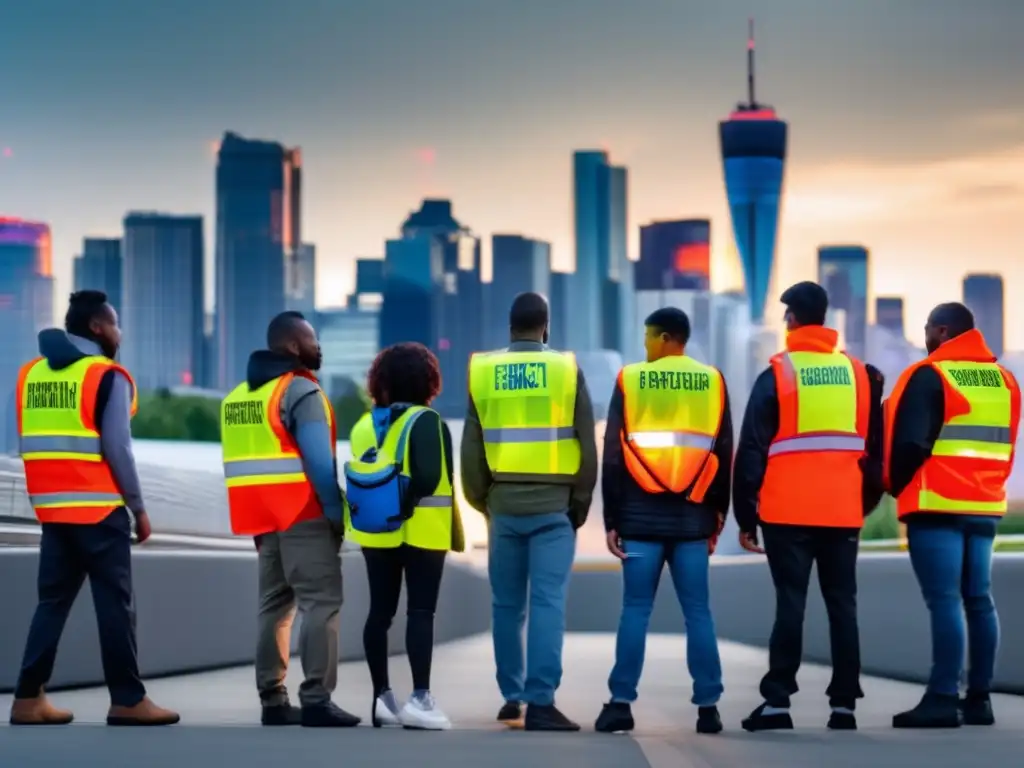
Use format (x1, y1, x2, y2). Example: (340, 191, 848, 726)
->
(343, 408, 425, 535)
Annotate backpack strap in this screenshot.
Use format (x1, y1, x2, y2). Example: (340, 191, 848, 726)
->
(393, 409, 427, 466)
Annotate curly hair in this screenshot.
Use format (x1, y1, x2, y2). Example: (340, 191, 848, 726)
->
(367, 342, 443, 406)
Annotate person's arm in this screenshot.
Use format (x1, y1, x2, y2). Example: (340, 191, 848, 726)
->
(459, 397, 492, 516)
(888, 366, 944, 498)
(406, 409, 445, 499)
(861, 364, 885, 515)
(98, 369, 145, 517)
(732, 368, 778, 534)
(601, 378, 626, 533)
(570, 368, 599, 529)
(287, 380, 345, 525)
(704, 378, 734, 518)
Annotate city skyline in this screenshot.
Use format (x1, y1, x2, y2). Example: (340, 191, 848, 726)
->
(2, 1, 1022, 347)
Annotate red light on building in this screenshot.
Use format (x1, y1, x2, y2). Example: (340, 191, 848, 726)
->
(181, 371, 193, 385)
(438, 338, 450, 351)
(673, 243, 710, 278)
(727, 108, 777, 121)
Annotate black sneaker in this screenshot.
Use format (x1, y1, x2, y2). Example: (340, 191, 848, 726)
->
(497, 701, 523, 723)
(594, 702, 634, 733)
(827, 711, 857, 730)
(741, 703, 793, 732)
(261, 703, 301, 726)
(697, 706, 723, 734)
(524, 704, 580, 732)
(892, 693, 961, 729)
(960, 693, 995, 726)
(301, 701, 362, 728)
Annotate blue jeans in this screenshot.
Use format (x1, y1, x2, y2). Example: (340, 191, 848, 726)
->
(488, 512, 576, 706)
(907, 522, 999, 696)
(608, 539, 723, 706)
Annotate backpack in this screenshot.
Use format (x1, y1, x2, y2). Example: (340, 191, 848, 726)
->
(343, 409, 426, 535)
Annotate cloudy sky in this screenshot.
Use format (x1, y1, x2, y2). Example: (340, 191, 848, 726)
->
(1, 0, 1021, 346)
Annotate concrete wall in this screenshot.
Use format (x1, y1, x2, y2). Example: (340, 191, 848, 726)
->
(566, 553, 1024, 695)
(0, 549, 491, 693)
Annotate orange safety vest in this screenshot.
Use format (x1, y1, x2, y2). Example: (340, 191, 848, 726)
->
(221, 371, 337, 536)
(759, 326, 871, 528)
(17, 356, 139, 524)
(618, 356, 726, 499)
(883, 329, 1020, 519)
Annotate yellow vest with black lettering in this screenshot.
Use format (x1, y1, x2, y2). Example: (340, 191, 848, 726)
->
(346, 406, 461, 551)
(468, 349, 580, 483)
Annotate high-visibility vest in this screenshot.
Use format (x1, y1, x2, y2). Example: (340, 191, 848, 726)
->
(17, 355, 139, 524)
(758, 326, 871, 528)
(883, 329, 1019, 518)
(220, 371, 336, 536)
(618, 355, 725, 499)
(468, 349, 580, 483)
(346, 405, 457, 551)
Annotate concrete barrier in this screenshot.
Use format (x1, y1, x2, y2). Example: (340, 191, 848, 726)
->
(565, 552, 1024, 695)
(0, 548, 491, 693)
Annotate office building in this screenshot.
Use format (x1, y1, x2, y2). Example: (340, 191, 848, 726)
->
(287, 242, 316, 320)
(875, 296, 905, 338)
(356, 258, 385, 294)
(73, 238, 122, 311)
(718, 21, 788, 322)
(636, 219, 712, 291)
(548, 270, 571, 351)
(318, 302, 380, 396)
(121, 213, 205, 391)
(962, 274, 1004, 358)
(215, 131, 301, 388)
(490, 234, 551, 348)
(818, 245, 869, 359)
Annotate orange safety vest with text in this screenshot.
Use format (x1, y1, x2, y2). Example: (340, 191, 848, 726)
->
(758, 326, 871, 528)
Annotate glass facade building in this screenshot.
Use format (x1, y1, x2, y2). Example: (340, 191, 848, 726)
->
(963, 273, 1005, 358)
(875, 296, 905, 338)
(490, 234, 551, 349)
(636, 219, 712, 291)
(73, 237, 122, 312)
(818, 245, 869, 359)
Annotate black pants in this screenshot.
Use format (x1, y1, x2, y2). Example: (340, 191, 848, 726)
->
(362, 545, 446, 696)
(760, 523, 863, 709)
(15, 507, 146, 707)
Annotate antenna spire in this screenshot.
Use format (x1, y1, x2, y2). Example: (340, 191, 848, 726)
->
(747, 17, 757, 107)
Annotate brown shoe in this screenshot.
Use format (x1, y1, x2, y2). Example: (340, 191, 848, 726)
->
(9, 693, 74, 725)
(106, 697, 180, 726)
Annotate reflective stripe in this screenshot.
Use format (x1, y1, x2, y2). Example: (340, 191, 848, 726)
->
(223, 457, 305, 479)
(416, 495, 452, 508)
(626, 430, 714, 450)
(30, 491, 124, 507)
(19, 435, 101, 454)
(937, 425, 1012, 443)
(768, 434, 865, 457)
(482, 426, 575, 443)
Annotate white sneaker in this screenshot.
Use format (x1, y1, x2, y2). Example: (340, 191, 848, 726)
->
(399, 691, 451, 730)
(373, 691, 401, 727)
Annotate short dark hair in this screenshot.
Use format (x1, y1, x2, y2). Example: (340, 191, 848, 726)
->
(780, 281, 828, 326)
(509, 292, 549, 334)
(367, 342, 442, 406)
(930, 302, 975, 338)
(644, 307, 691, 344)
(266, 310, 307, 350)
(65, 290, 109, 338)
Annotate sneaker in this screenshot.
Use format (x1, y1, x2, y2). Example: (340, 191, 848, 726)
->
(961, 693, 995, 726)
(497, 701, 523, 723)
(372, 690, 401, 728)
(524, 703, 580, 732)
(399, 691, 451, 731)
(892, 693, 961, 729)
(741, 703, 793, 732)
(697, 706, 723, 734)
(594, 701, 634, 733)
(827, 710, 857, 730)
(261, 703, 301, 726)
(301, 701, 361, 728)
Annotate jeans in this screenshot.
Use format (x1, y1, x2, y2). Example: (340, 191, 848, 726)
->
(608, 539, 723, 706)
(907, 522, 999, 696)
(488, 512, 576, 706)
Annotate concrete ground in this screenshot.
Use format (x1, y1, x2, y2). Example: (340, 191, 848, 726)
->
(2, 633, 1022, 768)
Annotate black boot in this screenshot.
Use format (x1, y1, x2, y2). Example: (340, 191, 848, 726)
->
(961, 692, 995, 726)
(301, 701, 362, 728)
(261, 703, 301, 726)
(524, 703, 580, 732)
(594, 702, 634, 733)
(696, 706, 723, 734)
(742, 703, 793, 732)
(892, 693, 961, 729)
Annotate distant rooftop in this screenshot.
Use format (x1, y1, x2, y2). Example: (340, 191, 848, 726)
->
(401, 199, 463, 234)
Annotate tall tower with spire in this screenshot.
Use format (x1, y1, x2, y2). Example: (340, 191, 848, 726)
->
(718, 19, 788, 322)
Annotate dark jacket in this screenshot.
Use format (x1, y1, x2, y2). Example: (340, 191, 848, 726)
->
(460, 340, 599, 528)
(733, 361, 885, 534)
(602, 373, 733, 541)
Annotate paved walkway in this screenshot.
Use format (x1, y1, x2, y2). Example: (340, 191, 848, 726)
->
(2, 633, 1022, 767)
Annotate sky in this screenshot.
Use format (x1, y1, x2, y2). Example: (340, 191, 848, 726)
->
(1, 0, 1022, 348)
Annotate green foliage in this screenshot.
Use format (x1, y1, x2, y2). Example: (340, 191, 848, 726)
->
(332, 380, 371, 439)
(132, 390, 221, 442)
(861, 494, 899, 540)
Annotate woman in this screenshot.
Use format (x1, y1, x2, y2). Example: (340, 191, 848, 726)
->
(346, 342, 465, 730)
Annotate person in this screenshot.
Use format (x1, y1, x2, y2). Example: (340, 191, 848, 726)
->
(594, 307, 732, 736)
(733, 281, 884, 732)
(345, 342, 465, 731)
(461, 291, 599, 732)
(220, 310, 360, 728)
(885, 303, 1020, 729)
(10, 290, 179, 726)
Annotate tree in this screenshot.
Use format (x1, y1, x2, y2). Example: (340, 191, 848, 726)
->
(132, 392, 221, 442)
(332, 377, 371, 438)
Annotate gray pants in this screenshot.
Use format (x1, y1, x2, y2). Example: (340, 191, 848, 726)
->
(256, 517, 343, 708)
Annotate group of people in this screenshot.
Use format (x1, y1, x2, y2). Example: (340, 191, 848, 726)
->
(7, 281, 1018, 736)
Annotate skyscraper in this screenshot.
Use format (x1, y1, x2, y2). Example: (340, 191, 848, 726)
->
(73, 238, 122, 311)
(718, 20, 788, 322)
(963, 273, 1005, 358)
(636, 219, 712, 291)
(215, 131, 301, 388)
(287, 243, 317, 320)
(121, 213, 205, 390)
(875, 296, 905, 338)
(490, 234, 552, 348)
(548, 270, 571, 350)
(818, 245, 869, 358)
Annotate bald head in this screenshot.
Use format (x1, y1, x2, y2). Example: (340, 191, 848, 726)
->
(924, 302, 974, 354)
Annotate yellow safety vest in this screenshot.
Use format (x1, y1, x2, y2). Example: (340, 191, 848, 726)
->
(346, 406, 459, 551)
(468, 349, 581, 483)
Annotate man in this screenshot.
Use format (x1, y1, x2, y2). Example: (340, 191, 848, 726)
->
(462, 292, 599, 731)
(10, 290, 179, 726)
(221, 311, 359, 728)
(885, 303, 1019, 729)
(733, 281, 884, 732)
(594, 307, 732, 736)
